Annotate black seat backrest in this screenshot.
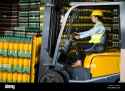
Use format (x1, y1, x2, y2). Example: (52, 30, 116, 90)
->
(103, 30, 108, 50)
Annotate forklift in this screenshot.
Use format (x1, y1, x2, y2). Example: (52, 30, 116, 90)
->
(38, 1, 124, 83)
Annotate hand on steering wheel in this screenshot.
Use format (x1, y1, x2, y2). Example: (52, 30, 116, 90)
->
(73, 32, 80, 35)
(74, 35, 80, 40)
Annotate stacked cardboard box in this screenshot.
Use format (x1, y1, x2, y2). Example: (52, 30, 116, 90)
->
(0, 0, 41, 83)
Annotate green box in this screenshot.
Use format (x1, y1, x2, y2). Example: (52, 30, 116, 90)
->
(19, 12, 29, 17)
(19, 17, 29, 23)
(13, 27, 26, 31)
(1, 50, 7, 56)
(29, 23, 39, 28)
(29, 3, 40, 10)
(27, 28, 39, 32)
(19, 23, 28, 28)
(22, 67, 30, 73)
(29, 17, 39, 22)
(19, 0, 29, 3)
(30, 0, 40, 3)
(29, 11, 39, 17)
(19, 3, 29, 11)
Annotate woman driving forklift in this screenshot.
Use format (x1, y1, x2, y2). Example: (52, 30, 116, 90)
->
(74, 9, 106, 52)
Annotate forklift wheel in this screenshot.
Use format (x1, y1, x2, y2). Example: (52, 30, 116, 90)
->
(41, 70, 64, 83)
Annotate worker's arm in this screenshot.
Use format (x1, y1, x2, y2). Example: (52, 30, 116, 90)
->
(79, 24, 105, 39)
(79, 26, 99, 38)
(74, 26, 98, 39)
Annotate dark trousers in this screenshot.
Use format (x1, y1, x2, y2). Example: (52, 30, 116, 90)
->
(66, 67, 90, 80)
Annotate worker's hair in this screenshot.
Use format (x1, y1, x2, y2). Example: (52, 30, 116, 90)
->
(66, 47, 84, 65)
(95, 15, 103, 22)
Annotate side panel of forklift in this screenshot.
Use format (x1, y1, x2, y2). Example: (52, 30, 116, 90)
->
(69, 73, 120, 83)
(84, 50, 120, 78)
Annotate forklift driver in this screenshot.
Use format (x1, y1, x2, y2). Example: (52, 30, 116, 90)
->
(74, 10, 106, 52)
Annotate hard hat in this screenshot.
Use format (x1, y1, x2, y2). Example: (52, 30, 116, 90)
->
(91, 10, 103, 17)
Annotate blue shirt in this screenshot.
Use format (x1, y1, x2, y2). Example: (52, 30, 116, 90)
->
(79, 21, 105, 39)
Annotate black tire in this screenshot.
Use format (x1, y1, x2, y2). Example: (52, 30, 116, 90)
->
(41, 70, 64, 83)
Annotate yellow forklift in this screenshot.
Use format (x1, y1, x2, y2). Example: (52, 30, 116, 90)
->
(38, 1, 123, 83)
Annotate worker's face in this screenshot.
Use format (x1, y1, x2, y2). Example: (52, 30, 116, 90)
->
(91, 16, 97, 23)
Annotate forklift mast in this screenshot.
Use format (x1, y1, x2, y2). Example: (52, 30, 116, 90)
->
(38, 0, 62, 81)
(40, 0, 61, 63)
